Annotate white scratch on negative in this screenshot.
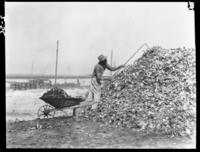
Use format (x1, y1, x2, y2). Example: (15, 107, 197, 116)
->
(0, 15, 5, 36)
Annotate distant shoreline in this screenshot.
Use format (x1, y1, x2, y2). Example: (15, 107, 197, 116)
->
(6, 74, 112, 79)
(6, 74, 92, 79)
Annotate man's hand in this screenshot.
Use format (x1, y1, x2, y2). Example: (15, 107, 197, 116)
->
(103, 77, 112, 81)
(119, 64, 125, 69)
(121, 64, 125, 68)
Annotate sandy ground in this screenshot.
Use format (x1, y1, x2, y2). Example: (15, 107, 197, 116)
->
(6, 116, 196, 149)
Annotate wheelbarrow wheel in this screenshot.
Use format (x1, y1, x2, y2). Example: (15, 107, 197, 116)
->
(37, 104, 55, 119)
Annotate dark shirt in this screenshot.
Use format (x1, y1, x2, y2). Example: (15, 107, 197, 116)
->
(92, 63, 105, 79)
(92, 63, 117, 84)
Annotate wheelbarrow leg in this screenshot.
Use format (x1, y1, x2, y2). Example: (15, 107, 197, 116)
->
(72, 108, 76, 116)
(72, 108, 79, 121)
(73, 108, 83, 121)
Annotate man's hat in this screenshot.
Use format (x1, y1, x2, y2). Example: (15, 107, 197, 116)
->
(98, 54, 107, 62)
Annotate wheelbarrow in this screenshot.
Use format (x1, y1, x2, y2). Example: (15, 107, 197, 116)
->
(37, 96, 98, 119)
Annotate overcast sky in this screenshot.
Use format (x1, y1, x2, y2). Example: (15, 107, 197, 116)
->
(5, 2, 195, 76)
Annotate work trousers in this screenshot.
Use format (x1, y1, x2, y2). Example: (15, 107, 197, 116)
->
(87, 77, 101, 109)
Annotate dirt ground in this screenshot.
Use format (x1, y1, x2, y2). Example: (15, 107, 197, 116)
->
(6, 116, 196, 149)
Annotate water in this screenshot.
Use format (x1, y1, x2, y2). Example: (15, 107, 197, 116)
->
(6, 78, 91, 86)
(49, 78, 90, 86)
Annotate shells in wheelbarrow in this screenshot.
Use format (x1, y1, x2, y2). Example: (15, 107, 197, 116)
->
(41, 87, 71, 98)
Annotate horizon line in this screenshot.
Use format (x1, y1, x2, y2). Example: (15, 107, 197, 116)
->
(6, 74, 92, 79)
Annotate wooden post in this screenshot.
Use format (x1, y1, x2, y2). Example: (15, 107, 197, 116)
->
(31, 61, 34, 79)
(54, 40, 59, 86)
(114, 60, 116, 67)
(110, 50, 113, 76)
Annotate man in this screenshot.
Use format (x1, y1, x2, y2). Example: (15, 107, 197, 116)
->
(88, 54, 125, 109)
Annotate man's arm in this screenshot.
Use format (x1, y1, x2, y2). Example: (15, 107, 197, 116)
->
(106, 63, 125, 71)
